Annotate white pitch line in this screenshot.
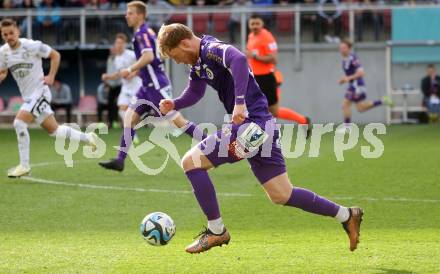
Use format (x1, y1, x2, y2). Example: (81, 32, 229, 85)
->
(18, 176, 440, 203)
(332, 196, 440, 203)
(16, 161, 440, 203)
(30, 159, 97, 168)
(20, 176, 253, 197)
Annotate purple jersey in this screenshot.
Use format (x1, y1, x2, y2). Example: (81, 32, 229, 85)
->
(133, 23, 170, 91)
(175, 35, 271, 122)
(342, 53, 365, 88)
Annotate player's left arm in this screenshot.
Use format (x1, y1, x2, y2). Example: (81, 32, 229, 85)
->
(44, 49, 61, 86)
(224, 46, 251, 125)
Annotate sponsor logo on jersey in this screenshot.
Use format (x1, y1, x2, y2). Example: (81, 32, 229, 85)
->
(10, 63, 33, 72)
(206, 51, 223, 64)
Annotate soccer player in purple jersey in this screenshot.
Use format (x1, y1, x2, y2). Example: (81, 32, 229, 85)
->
(337, 39, 393, 133)
(157, 23, 364, 254)
(99, 1, 205, 172)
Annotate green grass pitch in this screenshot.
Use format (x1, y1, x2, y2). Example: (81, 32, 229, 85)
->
(0, 125, 439, 273)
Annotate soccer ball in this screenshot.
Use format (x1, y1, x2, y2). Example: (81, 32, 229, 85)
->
(140, 212, 176, 246)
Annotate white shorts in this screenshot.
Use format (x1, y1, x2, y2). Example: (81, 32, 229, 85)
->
(117, 86, 137, 107)
(21, 87, 54, 124)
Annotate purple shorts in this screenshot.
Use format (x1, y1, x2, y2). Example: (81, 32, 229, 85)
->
(198, 119, 286, 184)
(345, 87, 366, 103)
(129, 85, 172, 117)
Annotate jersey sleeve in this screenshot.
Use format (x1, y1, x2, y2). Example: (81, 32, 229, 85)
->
(174, 78, 207, 111)
(113, 56, 124, 71)
(223, 45, 250, 105)
(0, 49, 6, 70)
(30, 40, 52, 58)
(265, 32, 278, 54)
(127, 50, 138, 65)
(205, 42, 231, 68)
(351, 55, 363, 71)
(135, 32, 153, 54)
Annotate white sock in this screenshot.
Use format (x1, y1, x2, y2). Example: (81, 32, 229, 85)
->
(208, 217, 224, 234)
(13, 119, 30, 168)
(50, 125, 89, 143)
(118, 109, 126, 121)
(335, 206, 350, 223)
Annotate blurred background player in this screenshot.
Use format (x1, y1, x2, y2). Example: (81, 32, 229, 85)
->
(158, 23, 363, 254)
(96, 82, 110, 124)
(420, 64, 440, 122)
(98, 1, 205, 172)
(104, 45, 122, 129)
(101, 32, 142, 143)
(338, 39, 393, 133)
(0, 18, 97, 178)
(50, 79, 73, 123)
(246, 14, 311, 137)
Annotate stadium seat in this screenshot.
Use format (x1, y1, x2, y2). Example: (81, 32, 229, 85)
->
(341, 0, 359, 32)
(6, 96, 24, 112)
(78, 95, 97, 111)
(342, 11, 349, 32)
(275, 12, 294, 34)
(0, 96, 23, 124)
(168, 13, 187, 25)
(383, 9, 392, 31)
(193, 14, 210, 34)
(74, 95, 97, 126)
(212, 13, 230, 33)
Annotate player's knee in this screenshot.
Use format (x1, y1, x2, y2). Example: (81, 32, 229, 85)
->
(181, 152, 195, 172)
(270, 108, 279, 117)
(13, 119, 28, 133)
(356, 105, 366, 112)
(47, 125, 59, 136)
(268, 191, 290, 205)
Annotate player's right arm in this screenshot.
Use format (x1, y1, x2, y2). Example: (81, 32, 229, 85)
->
(120, 51, 154, 78)
(339, 68, 365, 84)
(160, 78, 207, 114)
(120, 33, 155, 78)
(102, 71, 121, 81)
(0, 69, 8, 84)
(0, 49, 7, 84)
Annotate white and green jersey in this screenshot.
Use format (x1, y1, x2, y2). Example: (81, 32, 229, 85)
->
(114, 49, 142, 95)
(0, 38, 52, 100)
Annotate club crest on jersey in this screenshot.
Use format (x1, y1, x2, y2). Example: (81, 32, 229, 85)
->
(22, 51, 30, 59)
(206, 68, 214, 80)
